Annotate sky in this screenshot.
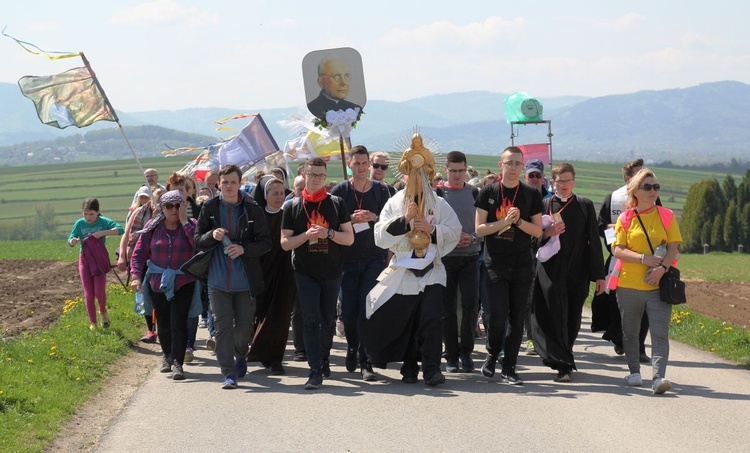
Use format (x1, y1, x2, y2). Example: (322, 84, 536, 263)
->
(2, 1, 748, 113)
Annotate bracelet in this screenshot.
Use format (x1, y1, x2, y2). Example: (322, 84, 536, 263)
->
(639, 254, 644, 264)
(516, 219, 523, 227)
(659, 264, 668, 271)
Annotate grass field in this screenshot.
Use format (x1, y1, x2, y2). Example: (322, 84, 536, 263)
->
(0, 154, 746, 238)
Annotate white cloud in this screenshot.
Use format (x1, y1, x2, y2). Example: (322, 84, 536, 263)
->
(381, 16, 527, 47)
(613, 13, 645, 29)
(109, 0, 218, 28)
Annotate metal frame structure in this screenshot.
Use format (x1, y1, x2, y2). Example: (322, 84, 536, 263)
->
(509, 120, 553, 164)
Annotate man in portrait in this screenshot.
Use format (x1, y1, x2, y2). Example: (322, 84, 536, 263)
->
(307, 57, 361, 119)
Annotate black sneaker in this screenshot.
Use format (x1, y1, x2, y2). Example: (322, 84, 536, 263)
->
(639, 353, 651, 363)
(500, 369, 524, 385)
(270, 362, 285, 376)
(361, 365, 378, 382)
(460, 353, 475, 373)
(424, 372, 446, 386)
(554, 370, 572, 383)
(321, 359, 331, 378)
(345, 349, 358, 373)
(293, 352, 307, 362)
(481, 354, 497, 379)
(445, 358, 460, 373)
(304, 369, 323, 390)
(614, 344, 625, 355)
(401, 374, 418, 384)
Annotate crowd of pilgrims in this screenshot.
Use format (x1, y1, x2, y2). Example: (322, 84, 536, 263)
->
(71, 145, 680, 395)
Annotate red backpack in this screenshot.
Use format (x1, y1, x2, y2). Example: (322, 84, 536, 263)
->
(81, 236, 113, 277)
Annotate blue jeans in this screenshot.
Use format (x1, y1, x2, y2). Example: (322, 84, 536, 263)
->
(442, 255, 480, 359)
(295, 272, 342, 371)
(341, 258, 386, 367)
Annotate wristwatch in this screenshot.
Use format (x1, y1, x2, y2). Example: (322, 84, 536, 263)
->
(659, 264, 669, 271)
(327, 228, 335, 239)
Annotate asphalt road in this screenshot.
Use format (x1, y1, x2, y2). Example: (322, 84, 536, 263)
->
(96, 312, 750, 453)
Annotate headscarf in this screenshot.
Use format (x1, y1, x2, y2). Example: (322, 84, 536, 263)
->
(135, 190, 184, 235)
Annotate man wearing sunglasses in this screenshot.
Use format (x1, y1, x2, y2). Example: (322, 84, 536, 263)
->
(370, 152, 398, 196)
(307, 57, 361, 120)
(523, 159, 552, 201)
(195, 165, 272, 390)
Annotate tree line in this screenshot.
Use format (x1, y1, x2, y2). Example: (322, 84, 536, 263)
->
(680, 169, 750, 253)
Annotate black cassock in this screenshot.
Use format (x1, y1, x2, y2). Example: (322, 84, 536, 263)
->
(530, 195, 604, 372)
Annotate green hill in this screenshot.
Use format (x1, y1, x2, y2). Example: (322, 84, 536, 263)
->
(0, 155, 745, 239)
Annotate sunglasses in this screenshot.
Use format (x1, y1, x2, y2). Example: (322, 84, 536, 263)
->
(372, 163, 388, 170)
(639, 183, 661, 192)
(163, 203, 181, 210)
(526, 173, 543, 179)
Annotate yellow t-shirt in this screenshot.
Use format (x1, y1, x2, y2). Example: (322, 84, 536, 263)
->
(614, 208, 683, 291)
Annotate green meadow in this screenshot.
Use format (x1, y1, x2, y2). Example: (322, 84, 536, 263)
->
(0, 154, 745, 238)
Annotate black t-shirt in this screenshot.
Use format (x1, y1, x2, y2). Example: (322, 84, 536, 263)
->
(475, 181, 543, 268)
(330, 180, 390, 263)
(281, 194, 351, 280)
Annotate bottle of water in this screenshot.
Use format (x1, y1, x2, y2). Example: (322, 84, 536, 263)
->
(222, 235, 232, 254)
(135, 291, 145, 315)
(644, 241, 668, 283)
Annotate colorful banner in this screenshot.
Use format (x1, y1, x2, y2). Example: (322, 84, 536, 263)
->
(18, 66, 116, 129)
(517, 143, 550, 165)
(218, 114, 280, 167)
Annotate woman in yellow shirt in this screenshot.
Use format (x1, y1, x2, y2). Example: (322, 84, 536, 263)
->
(613, 169, 682, 395)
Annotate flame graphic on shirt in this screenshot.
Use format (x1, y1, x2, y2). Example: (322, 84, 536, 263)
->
(495, 198, 513, 221)
(307, 210, 329, 229)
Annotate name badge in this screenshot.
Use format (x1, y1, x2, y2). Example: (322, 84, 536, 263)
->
(354, 222, 370, 233)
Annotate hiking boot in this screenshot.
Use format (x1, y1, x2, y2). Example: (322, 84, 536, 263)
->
(361, 365, 378, 382)
(625, 373, 643, 386)
(184, 347, 195, 363)
(525, 340, 537, 355)
(293, 352, 307, 362)
(500, 369, 524, 385)
(345, 349, 358, 373)
(425, 372, 446, 386)
(652, 378, 672, 395)
(270, 362, 285, 376)
(639, 353, 651, 363)
(481, 354, 497, 379)
(141, 330, 157, 343)
(172, 363, 185, 381)
(235, 358, 247, 379)
(101, 311, 110, 328)
(222, 375, 238, 389)
(460, 354, 475, 373)
(206, 336, 216, 351)
(160, 356, 172, 373)
(321, 359, 331, 378)
(445, 358, 460, 373)
(614, 344, 625, 355)
(304, 369, 323, 390)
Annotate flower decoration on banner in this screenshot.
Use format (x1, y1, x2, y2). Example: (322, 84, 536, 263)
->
(313, 107, 362, 135)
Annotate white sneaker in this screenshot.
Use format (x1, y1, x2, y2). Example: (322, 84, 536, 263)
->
(652, 378, 672, 395)
(625, 373, 642, 386)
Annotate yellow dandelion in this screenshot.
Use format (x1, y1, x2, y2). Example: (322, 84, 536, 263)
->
(675, 319, 681, 324)
(76, 377, 81, 381)
(28, 359, 33, 364)
(725, 327, 733, 331)
(41, 338, 46, 343)
(49, 352, 56, 357)
(710, 347, 717, 352)
(0, 390, 4, 396)
(50, 346, 57, 351)
(713, 330, 721, 335)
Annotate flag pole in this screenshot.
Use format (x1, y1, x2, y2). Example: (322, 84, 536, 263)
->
(79, 52, 152, 191)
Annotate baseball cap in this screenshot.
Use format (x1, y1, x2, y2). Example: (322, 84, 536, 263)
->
(524, 159, 544, 175)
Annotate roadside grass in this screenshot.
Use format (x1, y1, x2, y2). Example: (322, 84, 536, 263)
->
(585, 251, 750, 369)
(0, 284, 142, 452)
(0, 240, 116, 262)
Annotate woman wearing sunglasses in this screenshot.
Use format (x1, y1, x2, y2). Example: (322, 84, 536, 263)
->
(611, 169, 682, 395)
(130, 190, 198, 381)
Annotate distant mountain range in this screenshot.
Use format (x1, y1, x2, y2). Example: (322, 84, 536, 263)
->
(1, 81, 748, 166)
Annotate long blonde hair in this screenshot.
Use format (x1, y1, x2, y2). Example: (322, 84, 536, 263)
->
(626, 168, 656, 208)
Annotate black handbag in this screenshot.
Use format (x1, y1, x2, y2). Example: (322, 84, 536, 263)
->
(636, 213, 686, 305)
